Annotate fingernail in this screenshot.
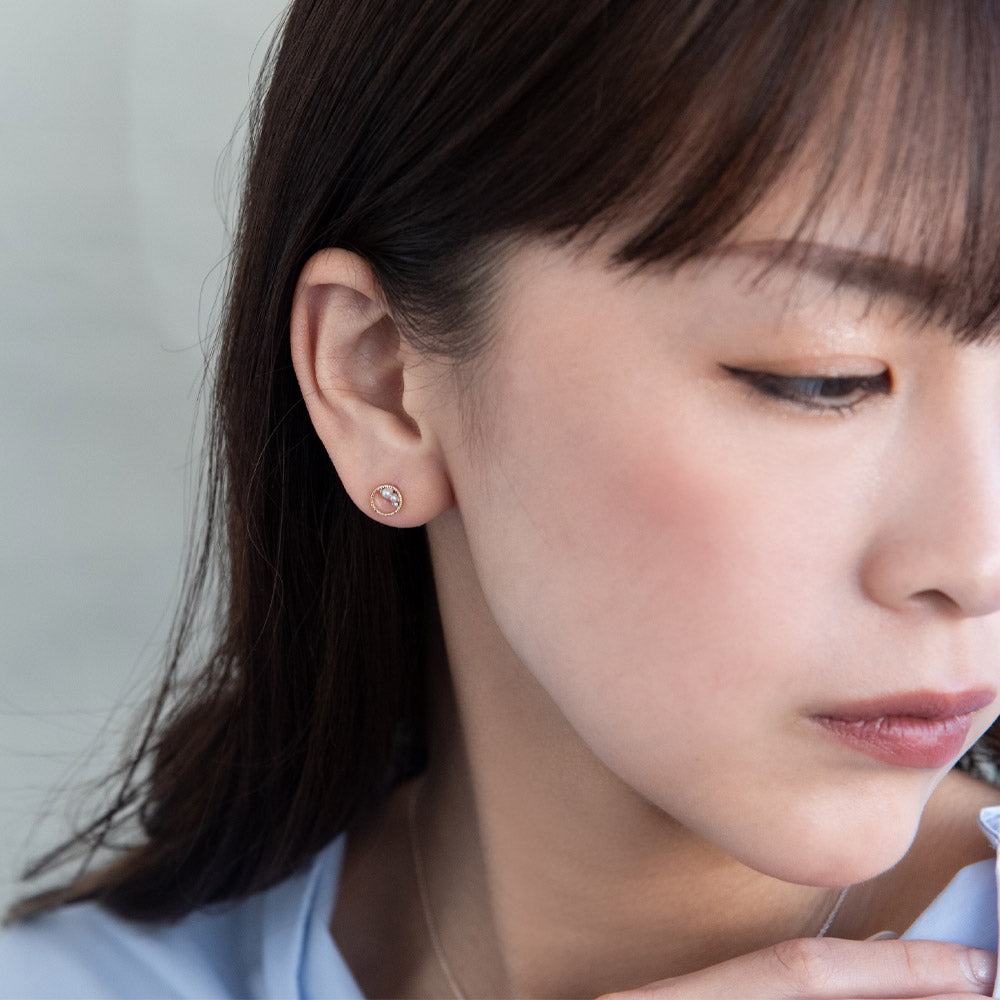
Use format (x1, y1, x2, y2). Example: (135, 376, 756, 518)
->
(963, 947, 997, 989)
(865, 930, 898, 941)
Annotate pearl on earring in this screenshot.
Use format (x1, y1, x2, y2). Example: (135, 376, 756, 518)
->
(370, 483, 404, 517)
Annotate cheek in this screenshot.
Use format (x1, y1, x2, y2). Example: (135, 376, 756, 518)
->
(463, 378, 822, 754)
(565, 441, 783, 725)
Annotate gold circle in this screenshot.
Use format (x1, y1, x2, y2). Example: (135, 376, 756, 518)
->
(370, 484, 403, 517)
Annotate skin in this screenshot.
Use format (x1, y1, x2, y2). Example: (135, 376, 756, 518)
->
(292, 194, 1000, 996)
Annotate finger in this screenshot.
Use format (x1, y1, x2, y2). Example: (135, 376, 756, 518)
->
(923, 995, 1000, 1000)
(601, 938, 997, 999)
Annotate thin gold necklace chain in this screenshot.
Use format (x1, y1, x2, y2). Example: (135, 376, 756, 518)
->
(407, 785, 850, 1000)
(408, 785, 467, 1000)
(817, 884, 851, 938)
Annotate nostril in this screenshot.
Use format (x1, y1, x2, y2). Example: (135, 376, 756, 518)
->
(909, 570, 1000, 619)
(859, 510, 1000, 619)
(908, 588, 965, 617)
(862, 552, 1000, 618)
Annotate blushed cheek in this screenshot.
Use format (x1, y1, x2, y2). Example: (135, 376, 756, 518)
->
(586, 408, 755, 598)
(475, 330, 830, 724)
(510, 417, 747, 692)
(571, 406, 841, 720)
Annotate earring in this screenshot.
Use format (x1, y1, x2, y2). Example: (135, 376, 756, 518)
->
(370, 483, 404, 517)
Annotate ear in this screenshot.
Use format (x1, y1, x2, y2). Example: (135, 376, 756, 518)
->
(290, 248, 455, 525)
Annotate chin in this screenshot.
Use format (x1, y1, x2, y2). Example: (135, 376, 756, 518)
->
(751, 835, 915, 889)
(719, 787, 930, 889)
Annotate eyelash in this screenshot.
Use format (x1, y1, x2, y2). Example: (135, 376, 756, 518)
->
(722, 366, 893, 412)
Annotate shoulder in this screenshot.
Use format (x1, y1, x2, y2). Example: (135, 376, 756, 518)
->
(0, 838, 355, 1000)
(0, 896, 250, 999)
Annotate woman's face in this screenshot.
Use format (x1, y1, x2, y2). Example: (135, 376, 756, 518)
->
(423, 204, 1000, 887)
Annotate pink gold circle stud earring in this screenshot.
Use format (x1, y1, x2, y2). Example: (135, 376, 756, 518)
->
(370, 483, 404, 517)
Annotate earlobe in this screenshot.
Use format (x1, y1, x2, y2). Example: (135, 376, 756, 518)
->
(290, 249, 454, 525)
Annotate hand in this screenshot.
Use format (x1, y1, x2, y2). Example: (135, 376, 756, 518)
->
(600, 938, 998, 999)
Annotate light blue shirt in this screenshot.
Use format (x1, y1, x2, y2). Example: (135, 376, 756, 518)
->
(2, 808, 1000, 999)
(0, 838, 362, 999)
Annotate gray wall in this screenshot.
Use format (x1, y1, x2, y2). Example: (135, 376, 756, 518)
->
(1, 0, 288, 909)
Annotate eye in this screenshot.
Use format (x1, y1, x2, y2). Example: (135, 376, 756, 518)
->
(722, 366, 892, 412)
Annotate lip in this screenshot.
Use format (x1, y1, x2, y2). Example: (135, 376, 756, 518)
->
(812, 688, 996, 769)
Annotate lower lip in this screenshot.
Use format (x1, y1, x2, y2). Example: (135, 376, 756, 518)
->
(813, 713, 974, 768)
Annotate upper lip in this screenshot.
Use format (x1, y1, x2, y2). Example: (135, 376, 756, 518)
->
(816, 687, 997, 722)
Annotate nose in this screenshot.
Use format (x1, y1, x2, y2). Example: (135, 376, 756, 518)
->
(860, 387, 1000, 619)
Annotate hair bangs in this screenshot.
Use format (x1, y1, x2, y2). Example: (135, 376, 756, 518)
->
(595, 2, 1000, 342)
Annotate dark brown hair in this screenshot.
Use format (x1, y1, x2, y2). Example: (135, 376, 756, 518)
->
(14, 0, 1000, 922)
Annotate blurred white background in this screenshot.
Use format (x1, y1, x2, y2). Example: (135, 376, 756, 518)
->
(0, 0, 288, 909)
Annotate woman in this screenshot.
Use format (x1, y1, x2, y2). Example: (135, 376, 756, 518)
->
(3, 0, 1000, 996)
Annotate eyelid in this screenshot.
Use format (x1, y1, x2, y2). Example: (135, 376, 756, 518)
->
(721, 365, 892, 412)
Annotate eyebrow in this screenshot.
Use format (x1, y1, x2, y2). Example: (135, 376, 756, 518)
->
(709, 239, 951, 310)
